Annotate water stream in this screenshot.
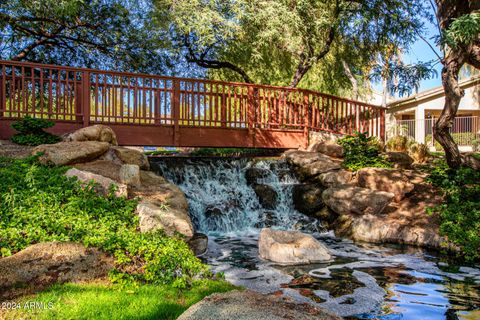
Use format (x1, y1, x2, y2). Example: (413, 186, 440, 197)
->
(150, 157, 480, 320)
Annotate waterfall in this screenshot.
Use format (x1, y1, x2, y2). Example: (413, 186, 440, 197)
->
(150, 158, 322, 235)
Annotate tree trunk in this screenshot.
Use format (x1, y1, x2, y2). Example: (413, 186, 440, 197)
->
(434, 53, 465, 168)
(342, 60, 358, 100)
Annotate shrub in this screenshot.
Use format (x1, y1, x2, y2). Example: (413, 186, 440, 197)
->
(337, 132, 392, 171)
(11, 116, 61, 146)
(408, 142, 430, 163)
(425, 132, 479, 150)
(386, 135, 411, 152)
(427, 161, 480, 262)
(0, 156, 209, 285)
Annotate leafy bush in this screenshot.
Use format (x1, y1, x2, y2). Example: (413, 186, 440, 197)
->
(10, 116, 61, 146)
(427, 161, 480, 262)
(386, 135, 412, 152)
(0, 156, 209, 285)
(337, 132, 392, 171)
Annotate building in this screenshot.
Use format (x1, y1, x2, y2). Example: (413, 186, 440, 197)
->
(386, 76, 480, 151)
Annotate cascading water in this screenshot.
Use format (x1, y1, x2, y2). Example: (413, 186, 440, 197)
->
(151, 158, 322, 235)
(150, 157, 480, 320)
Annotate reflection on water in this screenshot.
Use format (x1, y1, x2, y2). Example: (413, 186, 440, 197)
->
(204, 233, 480, 319)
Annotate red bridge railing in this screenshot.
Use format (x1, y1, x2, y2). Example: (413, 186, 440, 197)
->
(0, 60, 385, 148)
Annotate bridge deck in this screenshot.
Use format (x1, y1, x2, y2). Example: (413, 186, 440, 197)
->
(0, 60, 385, 148)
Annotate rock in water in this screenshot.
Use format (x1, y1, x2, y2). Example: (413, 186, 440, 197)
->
(63, 124, 118, 145)
(65, 168, 127, 197)
(357, 168, 414, 202)
(258, 228, 331, 264)
(322, 186, 394, 215)
(292, 184, 325, 215)
(245, 167, 269, 185)
(178, 290, 341, 320)
(253, 184, 278, 209)
(119, 164, 141, 187)
(33, 141, 110, 165)
(187, 233, 208, 256)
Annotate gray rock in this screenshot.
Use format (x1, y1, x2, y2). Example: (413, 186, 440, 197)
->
(188, 233, 208, 256)
(65, 168, 127, 197)
(292, 184, 325, 215)
(119, 164, 141, 187)
(253, 184, 278, 209)
(357, 167, 414, 202)
(322, 186, 394, 215)
(178, 290, 340, 320)
(136, 200, 194, 239)
(33, 141, 110, 166)
(316, 170, 353, 188)
(258, 228, 331, 264)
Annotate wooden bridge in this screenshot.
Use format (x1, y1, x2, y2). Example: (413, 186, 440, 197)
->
(0, 60, 385, 148)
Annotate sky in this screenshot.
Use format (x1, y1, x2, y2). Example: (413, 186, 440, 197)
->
(370, 16, 445, 98)
(403, 20, 443, 93)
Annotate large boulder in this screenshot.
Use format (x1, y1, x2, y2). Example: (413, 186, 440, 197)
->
(357, 168, 414, 202)
(65, 168, 127, 197)
(33, 141, 110, 165)
(0, 242, 113, 300)
(258, 228, 331, 264)
(284, 150, 334, 167)
(385, 152, 414, 169)
(136, 200, 194, 239)
(316, 170, 353, 188)
(292, 184, 325, 215)
(296, 160, 342, 180)
(119, 164, 141, 187)
(322, 186, 394, 215)
(253, 184, 278, 209)
(308, 142, 344, 158)
(63, 124, 118, 145)
(178, 290, 340, 320)
(101, 146, 150, 170)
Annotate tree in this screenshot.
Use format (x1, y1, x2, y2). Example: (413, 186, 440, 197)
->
(154, 0, 429, 96)
(0, 0, 173, 73)
(433, 1, 480, 168)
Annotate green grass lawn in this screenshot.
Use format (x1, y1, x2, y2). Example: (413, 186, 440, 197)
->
(4, 280, 237, 320)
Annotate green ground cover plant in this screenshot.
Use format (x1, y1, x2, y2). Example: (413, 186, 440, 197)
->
(426, 160, 480, 262)
(4, 281, 237, 320)
(0, 156, 208, 286)
(337, 132, 392, 171)
(10, 117, 61, 146)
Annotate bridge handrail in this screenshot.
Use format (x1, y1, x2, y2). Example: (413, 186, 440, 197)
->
(0, 60, 386, 145)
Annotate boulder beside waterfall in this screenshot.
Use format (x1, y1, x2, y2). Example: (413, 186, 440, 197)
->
(322, 186, 394, 215)
(258, 228, 331, 264)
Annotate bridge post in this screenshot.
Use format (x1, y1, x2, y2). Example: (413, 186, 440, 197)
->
(172, 79, 181, 146)
(247, 86, 256, 147)
(380, 109, 386, 142)
(82, 71, 90, 127)
(0, 65, 4, 119)
(303, 92, 311, 149)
